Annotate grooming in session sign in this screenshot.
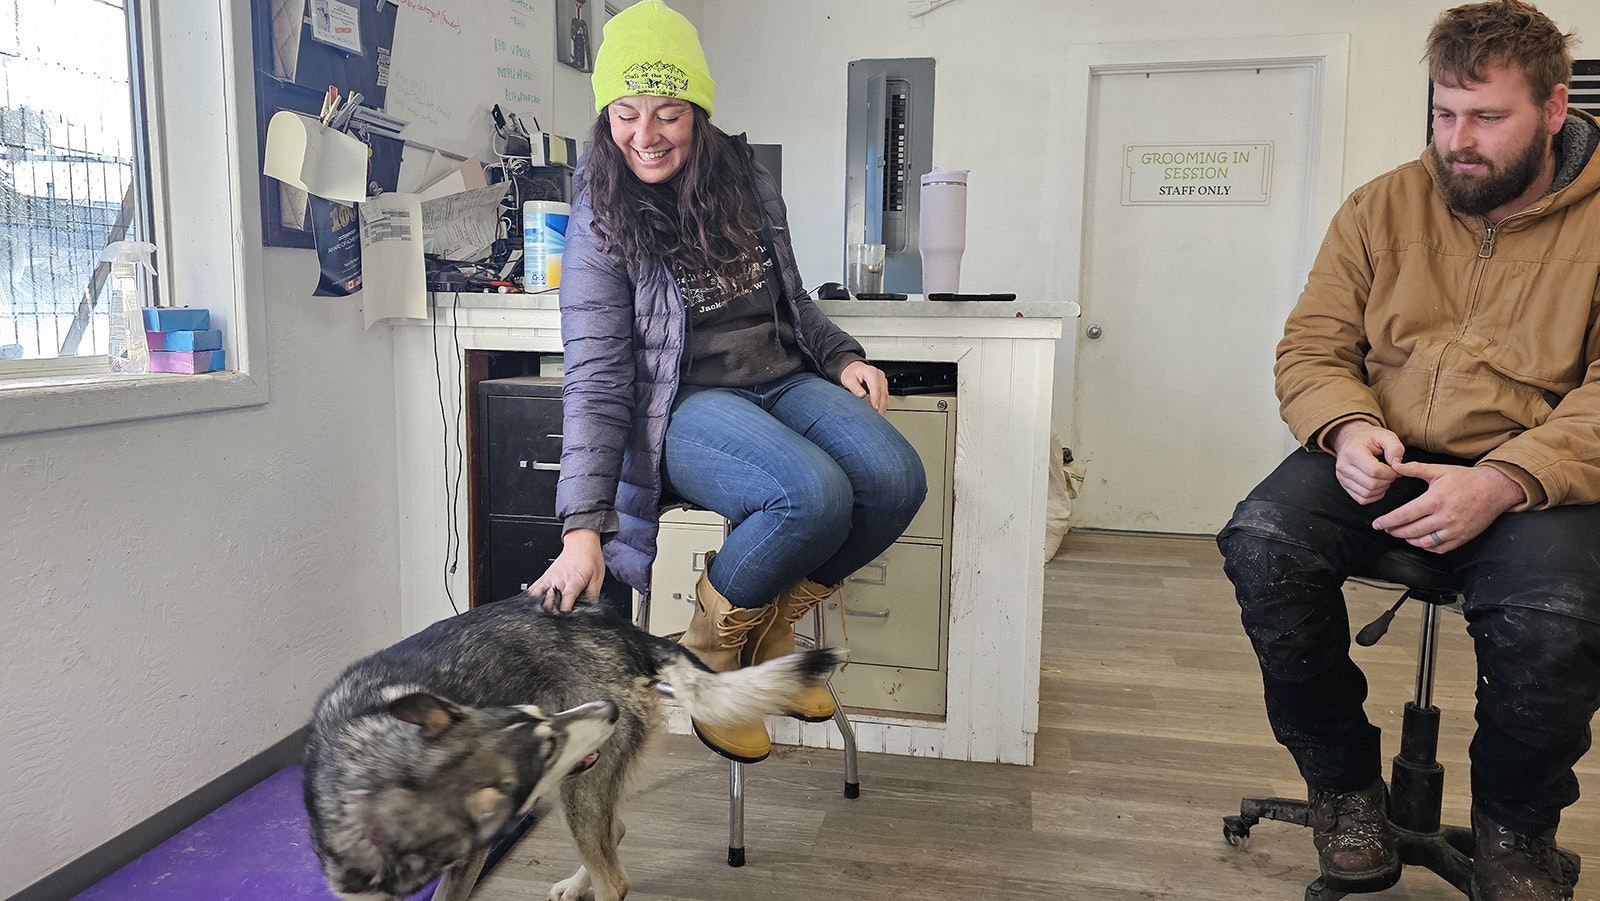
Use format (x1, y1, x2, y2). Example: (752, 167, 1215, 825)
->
(1122, 142, 1273, 205)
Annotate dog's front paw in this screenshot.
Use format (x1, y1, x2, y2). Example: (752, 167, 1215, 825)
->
(549, 865, 592, 901)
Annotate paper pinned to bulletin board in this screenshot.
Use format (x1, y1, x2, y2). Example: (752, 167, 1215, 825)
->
(384, 0, 555, 160)
(252, 0, 554, 246)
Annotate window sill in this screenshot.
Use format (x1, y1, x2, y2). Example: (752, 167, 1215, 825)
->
(0, 370, 267, 439)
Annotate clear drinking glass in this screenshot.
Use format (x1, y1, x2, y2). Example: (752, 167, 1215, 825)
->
(847, 243, 886, 296)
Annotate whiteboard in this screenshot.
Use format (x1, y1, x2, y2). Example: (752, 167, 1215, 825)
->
(384, 0, 556, 159)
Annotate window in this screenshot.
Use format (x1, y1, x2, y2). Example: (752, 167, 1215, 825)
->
(0, 0, 269, 436)
(0, 0, 151, 377)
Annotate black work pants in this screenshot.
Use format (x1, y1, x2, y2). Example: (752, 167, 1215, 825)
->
(1217, 449, 1600, 835)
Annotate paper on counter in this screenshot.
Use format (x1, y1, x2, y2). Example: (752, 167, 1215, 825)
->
(417, 155, 487, 201)
(264, 111, 370, 203)
(358, 193, 427, 329)
(421, 181, 509, 260)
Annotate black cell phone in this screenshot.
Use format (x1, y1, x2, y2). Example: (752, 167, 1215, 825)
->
(927, 293, 1017, 302)
(853, 292, 909, 300)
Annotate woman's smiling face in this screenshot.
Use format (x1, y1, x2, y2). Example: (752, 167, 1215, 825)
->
(607, 96, 694, 184)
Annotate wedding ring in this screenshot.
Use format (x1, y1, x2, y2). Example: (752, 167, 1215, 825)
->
(1429, 530, 1443, 547)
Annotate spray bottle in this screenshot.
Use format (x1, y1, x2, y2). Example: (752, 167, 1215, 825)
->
(101, 240, 157, 374)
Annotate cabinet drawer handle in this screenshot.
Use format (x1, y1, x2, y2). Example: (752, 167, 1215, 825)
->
(843, 604, 891, 619)
(847, 560, 888, 585)
(520, 460, 561, 471)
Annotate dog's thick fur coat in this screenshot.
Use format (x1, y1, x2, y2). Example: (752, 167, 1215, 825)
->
(303, 598, 842, 901)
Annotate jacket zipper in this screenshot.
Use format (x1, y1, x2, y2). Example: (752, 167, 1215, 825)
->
(1476, 202, 1543, 259)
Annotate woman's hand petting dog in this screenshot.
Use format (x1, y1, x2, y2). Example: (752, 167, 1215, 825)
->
(527, 527, 606, 611)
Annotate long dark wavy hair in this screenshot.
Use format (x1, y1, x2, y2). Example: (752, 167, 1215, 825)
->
(582, 103, 767, 290)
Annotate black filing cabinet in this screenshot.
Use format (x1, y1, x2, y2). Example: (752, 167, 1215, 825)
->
(478, 376, 631, 612)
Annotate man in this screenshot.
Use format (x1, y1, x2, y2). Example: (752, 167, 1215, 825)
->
(1217, 2, 1600, 899)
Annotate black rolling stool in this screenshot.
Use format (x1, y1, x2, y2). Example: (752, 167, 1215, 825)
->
(1222, 545, 1581, 900)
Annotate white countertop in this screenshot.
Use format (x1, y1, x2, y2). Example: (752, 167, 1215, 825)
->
(430, 291, 1080, 320)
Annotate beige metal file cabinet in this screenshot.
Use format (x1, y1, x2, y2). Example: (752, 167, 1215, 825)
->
(645, 506, 722, 636)
(646, 393, 956, 718)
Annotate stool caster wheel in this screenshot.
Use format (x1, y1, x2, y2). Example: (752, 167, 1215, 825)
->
(1222, 815, 1253, 847)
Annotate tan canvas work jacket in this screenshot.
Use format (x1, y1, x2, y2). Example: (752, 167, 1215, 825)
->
(1276, 111, 1600, 510)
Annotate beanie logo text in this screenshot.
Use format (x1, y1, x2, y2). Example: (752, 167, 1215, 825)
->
(621, 61, 691, 98)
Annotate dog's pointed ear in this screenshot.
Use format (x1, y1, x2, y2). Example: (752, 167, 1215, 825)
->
(389, 692, 464, 739)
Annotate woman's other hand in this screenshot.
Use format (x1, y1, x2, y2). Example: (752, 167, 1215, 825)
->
(839, 360, 889, 413)
(525, 528, 606, 611)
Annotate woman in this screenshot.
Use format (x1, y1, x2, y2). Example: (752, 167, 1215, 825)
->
(527, 0, 926, 764)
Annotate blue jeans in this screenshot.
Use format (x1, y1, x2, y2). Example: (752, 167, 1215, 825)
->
(662, 371, 927, 608)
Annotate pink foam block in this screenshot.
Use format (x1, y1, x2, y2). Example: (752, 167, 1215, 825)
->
(150, 349, 225, 373)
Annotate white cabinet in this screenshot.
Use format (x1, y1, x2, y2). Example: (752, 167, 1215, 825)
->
(647, 394, 956, 718)
(399, 300, 1063, 763)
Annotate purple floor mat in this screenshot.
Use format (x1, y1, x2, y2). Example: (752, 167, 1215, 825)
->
(75, 766, 436, 901)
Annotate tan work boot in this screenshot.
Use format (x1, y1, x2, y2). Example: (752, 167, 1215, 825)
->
(746, 578, 839, 722)
(678, 552, 774, 762)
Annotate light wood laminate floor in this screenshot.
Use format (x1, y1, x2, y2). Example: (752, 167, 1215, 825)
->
(473, 530, 1600, 900)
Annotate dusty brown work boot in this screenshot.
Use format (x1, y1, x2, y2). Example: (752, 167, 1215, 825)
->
(678, 552, 774, 763)
(1471, 805, 1569, 901)
(746, 578, 839, 722)
(1308, 779, 1401, 892)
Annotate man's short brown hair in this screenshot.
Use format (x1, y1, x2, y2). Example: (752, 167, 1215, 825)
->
(1424, 0, 1576, 101)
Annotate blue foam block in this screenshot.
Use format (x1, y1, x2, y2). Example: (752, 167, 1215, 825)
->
(142, 308, 210, 332)
(146, 329, 222, 352)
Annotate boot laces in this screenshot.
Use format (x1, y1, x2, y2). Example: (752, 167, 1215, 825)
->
(1314, 789, 1387, 845)
(780, 581, 835, 624)
(1506, 831, 1562, 881)
(715, 606, 767, 650)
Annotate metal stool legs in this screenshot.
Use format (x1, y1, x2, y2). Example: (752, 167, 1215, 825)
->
(726, 602, 860, 867)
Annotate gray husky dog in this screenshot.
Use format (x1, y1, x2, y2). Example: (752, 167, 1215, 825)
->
(304, 598, 844, 901)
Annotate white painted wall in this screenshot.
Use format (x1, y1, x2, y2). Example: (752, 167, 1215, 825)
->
(696, 0, 1600, 437)
(0, 250, 403, 896)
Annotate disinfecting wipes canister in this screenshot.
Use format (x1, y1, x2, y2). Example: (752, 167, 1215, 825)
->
(523, 200, 571, 290)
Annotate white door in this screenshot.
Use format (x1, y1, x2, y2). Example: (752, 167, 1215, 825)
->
(1069, 56, 1332, 534)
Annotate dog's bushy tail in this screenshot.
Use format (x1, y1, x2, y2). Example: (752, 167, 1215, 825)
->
(655, 648, 846, 726)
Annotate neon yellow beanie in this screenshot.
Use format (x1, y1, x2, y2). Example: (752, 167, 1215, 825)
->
(591, 0, 715, 116)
